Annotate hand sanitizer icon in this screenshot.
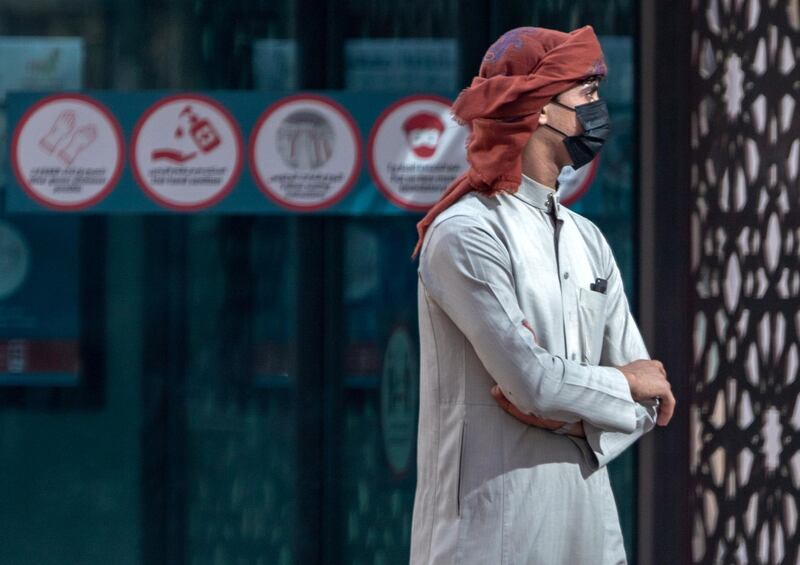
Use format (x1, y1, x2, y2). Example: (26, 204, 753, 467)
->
(180, 105, 221, 153)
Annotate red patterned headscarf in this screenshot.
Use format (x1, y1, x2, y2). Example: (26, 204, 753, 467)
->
(411, 25, 607, 259)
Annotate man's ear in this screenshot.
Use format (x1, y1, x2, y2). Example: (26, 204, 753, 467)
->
(538, 105, 549, 126)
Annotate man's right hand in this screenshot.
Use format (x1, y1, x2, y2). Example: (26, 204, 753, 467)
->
(615, 359, 675, 427)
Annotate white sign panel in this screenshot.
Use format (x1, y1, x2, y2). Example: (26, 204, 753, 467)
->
(368, 95, 468, 211)
(11, 94, 123, 210)
(0, 37, 83, 104)
(250, 94, 362, 211)
(0, 37, 83, 190)
(131, 94, 243, 211)
(346, 39, 457, 92)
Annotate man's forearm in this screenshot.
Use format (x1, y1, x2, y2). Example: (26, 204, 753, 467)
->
(492, 385, 587, 437)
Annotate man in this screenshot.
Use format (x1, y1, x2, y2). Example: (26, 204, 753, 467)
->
(409, 26, 675, 564)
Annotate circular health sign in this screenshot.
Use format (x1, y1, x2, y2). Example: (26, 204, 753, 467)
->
(250, 94, 362, 211)
(368, 95, 469, 212)
(11, 94, 124, 210)
(131, 94, 243, 211)
(556, 156, 600, 206)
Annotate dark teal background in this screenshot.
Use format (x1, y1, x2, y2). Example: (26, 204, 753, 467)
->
(0, 217, 79, 338)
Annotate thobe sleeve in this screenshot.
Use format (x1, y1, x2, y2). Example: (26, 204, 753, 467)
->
(567, 235, 659, 469)
(418, 216, 638, 434)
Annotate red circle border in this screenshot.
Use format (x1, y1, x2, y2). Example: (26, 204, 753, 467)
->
(130, 93, 244, 212)
(248, 93, 363, 213)
(367, 94, 456, 213)
(11, 93, 125, 211)
(559, 155, 600, 207)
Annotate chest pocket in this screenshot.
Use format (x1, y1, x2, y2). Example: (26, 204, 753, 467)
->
(577, 287, 608, 365)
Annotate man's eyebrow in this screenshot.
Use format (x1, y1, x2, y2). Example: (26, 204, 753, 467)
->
(581, 77, 601, 91)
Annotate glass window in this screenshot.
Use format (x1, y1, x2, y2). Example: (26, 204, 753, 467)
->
(0, 3, 306, 564)
(337, 218, 420, 563)
(0, 2, 641, 564)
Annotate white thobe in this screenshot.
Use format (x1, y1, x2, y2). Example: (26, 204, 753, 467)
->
(409, 174, 659, 564)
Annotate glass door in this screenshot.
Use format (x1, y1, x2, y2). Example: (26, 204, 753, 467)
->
(335, 217, 420, 564)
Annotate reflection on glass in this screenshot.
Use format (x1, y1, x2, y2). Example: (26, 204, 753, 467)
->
(343, 1, 458, 93)
(342, 218, 419, 564)
(0, 1, 642, 564)
(185, 217, 297, 565)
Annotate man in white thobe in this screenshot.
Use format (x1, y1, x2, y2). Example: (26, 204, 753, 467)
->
(409, 25, 675, 565)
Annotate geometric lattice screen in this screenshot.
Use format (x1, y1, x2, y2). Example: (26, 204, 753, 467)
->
(690, 0, 800, 562)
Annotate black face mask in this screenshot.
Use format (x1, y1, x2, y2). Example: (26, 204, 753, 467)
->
(544, 98, 610, 169)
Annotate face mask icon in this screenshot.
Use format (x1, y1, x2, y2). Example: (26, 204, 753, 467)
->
(403, 112, 444, 159)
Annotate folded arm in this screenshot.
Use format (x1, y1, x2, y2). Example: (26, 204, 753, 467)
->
(481, 221, 661, 469)
(418, 215, 638, 434)
(566, 235, 658, 469)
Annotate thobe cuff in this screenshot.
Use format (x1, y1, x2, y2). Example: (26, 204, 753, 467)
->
(567, 400, 658, 470)
(558, 363, 638, 433)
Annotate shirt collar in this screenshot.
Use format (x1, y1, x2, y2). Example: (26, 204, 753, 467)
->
(511, 173, 562, 218)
